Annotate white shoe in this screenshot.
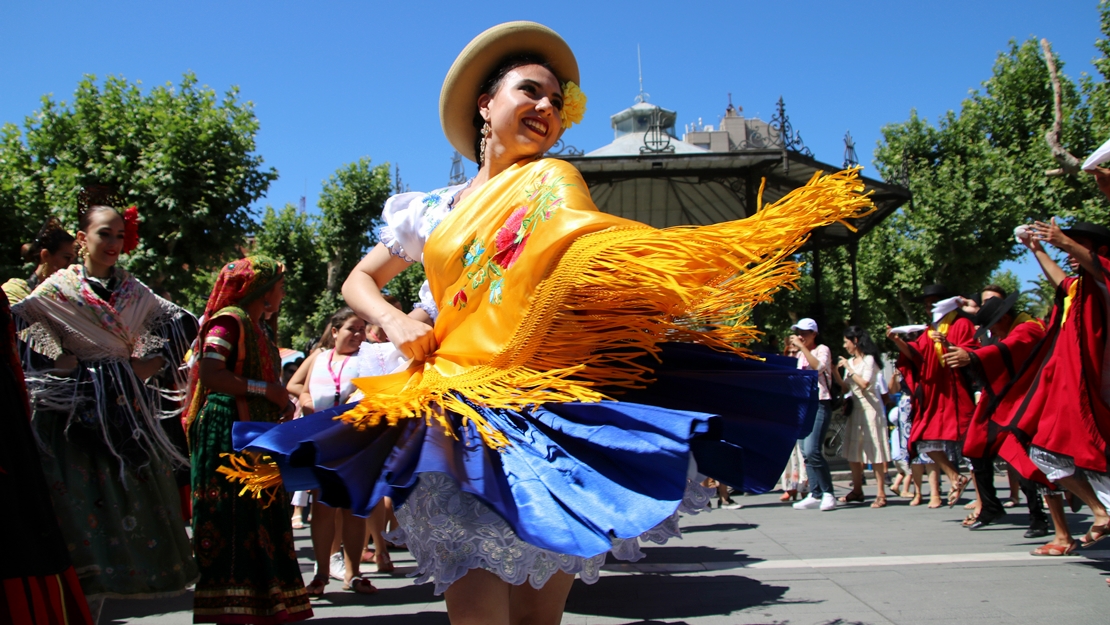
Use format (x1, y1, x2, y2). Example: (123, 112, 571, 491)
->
(720, 502, 743, 510)
(820, 493, 837, 511)
(329, 551, 345, 581)
(793, 494, 820, 510)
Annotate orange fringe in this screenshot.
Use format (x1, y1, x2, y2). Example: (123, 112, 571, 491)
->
(216, 451, 283, 508)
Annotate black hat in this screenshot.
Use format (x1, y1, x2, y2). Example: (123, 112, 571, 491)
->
(973, 291, 1020, 341)
(914, 283, 952, 302)
(1062, 221, 1110, 248)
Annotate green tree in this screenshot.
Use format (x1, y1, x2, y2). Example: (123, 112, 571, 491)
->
(254, 204, 326, 348)
(0, 72, 277, 298)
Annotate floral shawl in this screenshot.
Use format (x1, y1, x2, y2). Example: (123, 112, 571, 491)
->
(344, 158, 874, 450)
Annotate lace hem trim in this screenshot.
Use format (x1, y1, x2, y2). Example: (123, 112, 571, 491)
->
(388, 471, 711, 595)
(378, 226, 415, 263)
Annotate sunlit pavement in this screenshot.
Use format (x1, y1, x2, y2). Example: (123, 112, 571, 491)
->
(103, 475, 1110, 624)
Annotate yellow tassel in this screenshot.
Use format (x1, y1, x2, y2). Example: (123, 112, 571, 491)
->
(216, 451, 283, 507)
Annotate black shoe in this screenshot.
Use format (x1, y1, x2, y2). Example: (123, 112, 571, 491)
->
(1024, 520, 1050, 539)
(968, 510, 1006, 530)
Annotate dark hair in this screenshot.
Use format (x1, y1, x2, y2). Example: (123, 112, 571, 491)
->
(471, 53, 556, 162)
(981, 284, 1008, 299)
(329, 307, 361, 330)
(76, 185, 122, 232)
(21, 217, 75, 262)
(843, 325, 883, 367)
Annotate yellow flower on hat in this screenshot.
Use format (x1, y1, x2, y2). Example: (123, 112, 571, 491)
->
(560, 81, 586, 129)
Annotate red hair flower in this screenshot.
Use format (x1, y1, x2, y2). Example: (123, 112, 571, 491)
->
(122, 206, 140, 254)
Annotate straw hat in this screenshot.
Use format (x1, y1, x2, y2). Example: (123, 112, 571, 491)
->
(440, 21, 579, 162)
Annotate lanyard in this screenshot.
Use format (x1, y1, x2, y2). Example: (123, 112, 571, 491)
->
(326, 353, 351, 407)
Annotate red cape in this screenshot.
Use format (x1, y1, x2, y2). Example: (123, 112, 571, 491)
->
(1007, 258, 1110, 474)
(901, 313, 977, 453)
(962, 316, 1050, 484)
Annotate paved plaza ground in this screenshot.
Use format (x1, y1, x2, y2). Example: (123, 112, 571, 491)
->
(103, 476, 1110, 624)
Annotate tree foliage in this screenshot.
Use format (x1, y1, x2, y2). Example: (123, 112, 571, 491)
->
(254, 204, 327, 348)
(0, 73, 277, 297)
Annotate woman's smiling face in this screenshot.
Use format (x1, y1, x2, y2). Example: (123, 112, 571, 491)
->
(478, 64, 563, 165)
(79, 208, 125, 270)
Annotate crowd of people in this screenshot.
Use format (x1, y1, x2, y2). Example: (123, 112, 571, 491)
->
(775, 210, 1110, 579)
(0, 18, 1107, 625)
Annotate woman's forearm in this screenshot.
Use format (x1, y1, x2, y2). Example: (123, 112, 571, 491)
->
(1033, 248, 1067, 288)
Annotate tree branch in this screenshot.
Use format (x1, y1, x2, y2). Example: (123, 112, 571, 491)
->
(1041, 38, 1082, 176)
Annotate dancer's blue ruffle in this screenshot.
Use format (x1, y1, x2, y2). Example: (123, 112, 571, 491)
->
(232, 343, 816, 558)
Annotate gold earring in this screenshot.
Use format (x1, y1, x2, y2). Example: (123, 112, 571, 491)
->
(76, 241, 87, 261)
(479, 122, 491, 166)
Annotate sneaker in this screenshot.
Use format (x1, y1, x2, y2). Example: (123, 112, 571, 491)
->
(793, 494, 821, 510)
(820, 493, 837, 511)
(329, 551, 345, 581)
(720, 501, 743, 510)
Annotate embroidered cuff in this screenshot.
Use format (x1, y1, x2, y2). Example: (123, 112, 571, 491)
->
(378, 226, 415, 262)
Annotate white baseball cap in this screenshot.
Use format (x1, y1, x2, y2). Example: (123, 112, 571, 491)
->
(791, 318, 819, 333)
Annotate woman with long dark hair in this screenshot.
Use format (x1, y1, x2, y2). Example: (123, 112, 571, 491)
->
(837, 325, 892, 507)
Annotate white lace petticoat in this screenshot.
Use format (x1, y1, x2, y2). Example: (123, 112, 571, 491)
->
(386, 471, 712, 595)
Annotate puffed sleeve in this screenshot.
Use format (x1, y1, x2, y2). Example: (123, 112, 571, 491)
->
(379, 192, 428, 263)
(412, 280, 439, 322)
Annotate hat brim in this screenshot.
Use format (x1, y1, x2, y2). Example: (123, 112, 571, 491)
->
(1062, 228, 1110, 249)
(440, 21, 579, 162)
(973, 292, 1020, 341)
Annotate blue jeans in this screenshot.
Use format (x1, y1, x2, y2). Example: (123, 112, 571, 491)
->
(799, 400, 833, 497)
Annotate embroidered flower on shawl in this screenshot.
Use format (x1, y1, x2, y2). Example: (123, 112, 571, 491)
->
(470, 267, 487, 289)
(489, 279, 503, 305)
(492, 206, 530, 270)
(463, 239, 485, 267)
(560, 81, 586, 129)
(452, 289, 468, 309)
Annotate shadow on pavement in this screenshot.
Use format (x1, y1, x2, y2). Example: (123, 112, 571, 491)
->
(564, 573, 796, 620)
(102, 591, 194, 623)
(618, 544, 757, 564)
(682, 522, 757, 533)
(306, 611, 449, 624)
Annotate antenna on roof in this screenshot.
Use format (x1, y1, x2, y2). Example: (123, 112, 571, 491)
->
(449, 151, 467, 185)
(634, 45, 649, 104)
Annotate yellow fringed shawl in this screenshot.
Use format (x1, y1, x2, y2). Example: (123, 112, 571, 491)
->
(344, 158, 874, 449)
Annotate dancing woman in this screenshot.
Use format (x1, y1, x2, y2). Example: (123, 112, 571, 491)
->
(836, 326, 891, 507)
(184, 257, 312, 624)
(11, 191, 197, 616)
(229, 22, 872, 625)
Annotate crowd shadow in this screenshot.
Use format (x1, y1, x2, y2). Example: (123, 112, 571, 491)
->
(308, 611, 450, 625)
(102, 591, 194, 623)
(681, 522, 757, 533)
(564, 573, 797, 621)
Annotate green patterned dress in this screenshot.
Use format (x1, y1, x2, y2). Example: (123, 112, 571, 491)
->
(189, 307, 311, 624)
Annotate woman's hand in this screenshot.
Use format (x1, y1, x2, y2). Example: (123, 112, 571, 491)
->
(265, 381, 291, 407)
(381, 307, 438, 361)
(837, 356, 850, 370)
(130, 355, 165, 380)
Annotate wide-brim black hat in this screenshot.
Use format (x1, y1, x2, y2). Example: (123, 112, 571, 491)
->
(1062, 221, 1110, 248)
(973, 291, 1020, 340)
(913, 283, 951, 303)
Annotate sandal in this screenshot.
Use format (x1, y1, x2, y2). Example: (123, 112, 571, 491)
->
(1030, 540, 1079, 556)
(305, 574, 328, 599)
(870, 496, 887, 509)
(963, 500, 977, 510)
(947, 475, 970, 508)
(343, 577, 378, 595)
(928, 498, 943, 509)
(961, 512, 978, 527)
(375, 549, 394, 573)
(291, 517, 305, 530)
(909, 493, 922, 506)
(1081, 523, 1110, 548)
(838, 490, 864, 504)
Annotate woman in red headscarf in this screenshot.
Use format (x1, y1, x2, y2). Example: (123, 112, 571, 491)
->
(184, 256, 312, 624)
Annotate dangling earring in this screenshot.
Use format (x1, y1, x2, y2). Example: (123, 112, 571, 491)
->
(479, 122, 491, 166)
(76, 241, 87, 262)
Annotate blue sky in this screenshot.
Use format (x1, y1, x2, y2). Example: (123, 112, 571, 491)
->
(1, 1, 1103, 285)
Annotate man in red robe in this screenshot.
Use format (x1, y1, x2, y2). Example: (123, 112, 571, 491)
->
(1006, 219, 1110, 550)
(942, 292, 1051, 534)
(887, 283, 977, 507)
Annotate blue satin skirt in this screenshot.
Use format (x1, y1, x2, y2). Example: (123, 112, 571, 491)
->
(233, 344, 817, 558)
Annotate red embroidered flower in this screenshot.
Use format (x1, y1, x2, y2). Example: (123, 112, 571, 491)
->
(493, 205, 530, 269)
(122, 206, 140, 254)
(452, 289, 468, 309)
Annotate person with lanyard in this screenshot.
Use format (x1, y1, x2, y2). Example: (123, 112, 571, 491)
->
(887, 284, 977, 508)
(12, 187, 197, 621)
(184, 256, 312, 624)
(1001, 220, 1110, 560)
(296, 307, 380, 597)
(225, 21, 873, 624)
(940, 291, 1054, 538)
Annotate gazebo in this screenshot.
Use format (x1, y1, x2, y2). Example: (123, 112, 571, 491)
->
(546, 95, 912, 322)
